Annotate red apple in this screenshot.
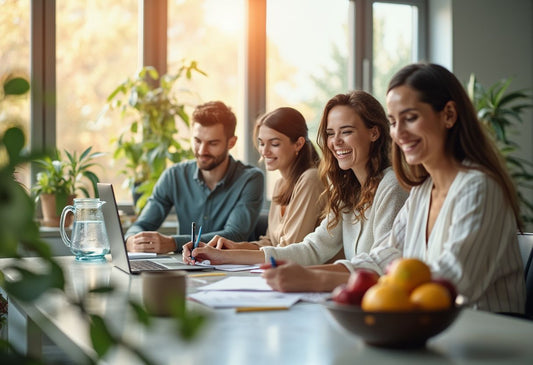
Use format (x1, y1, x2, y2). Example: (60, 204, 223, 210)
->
(344, 269, 380, 305)
(331, 284, 351, 305)
(432, 277, 458, 303)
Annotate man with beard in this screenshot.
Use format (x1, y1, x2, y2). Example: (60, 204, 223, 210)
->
(125, 101, 265, 254)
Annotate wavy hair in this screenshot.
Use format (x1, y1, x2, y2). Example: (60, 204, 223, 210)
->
(192, 101, 236, 138)
(254, 107, 320, 206)
(388, 63, 522, 229)
(317, 91, 391, 230)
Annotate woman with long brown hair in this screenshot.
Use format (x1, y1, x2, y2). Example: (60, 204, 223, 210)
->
(290, 63, 524, 313)
(184, 92, 407, 278)
(182, 107, 325, 256)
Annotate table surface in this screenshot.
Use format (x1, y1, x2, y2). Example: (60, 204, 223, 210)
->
(3, 256, 533, 365)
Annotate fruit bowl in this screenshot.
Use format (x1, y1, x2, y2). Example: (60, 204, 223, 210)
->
(323, 301, 462, 348)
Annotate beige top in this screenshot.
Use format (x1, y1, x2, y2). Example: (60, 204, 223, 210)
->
(254, 168, 325, 248)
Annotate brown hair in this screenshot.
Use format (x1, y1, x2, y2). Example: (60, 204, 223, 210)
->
(192, 101, 236, 138)
(253, 107, 320, 206)
(317, 91, 391, 230)
(387, 63, 522, 229)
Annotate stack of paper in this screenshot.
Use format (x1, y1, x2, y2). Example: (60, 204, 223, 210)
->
(188, 276, 330, 309)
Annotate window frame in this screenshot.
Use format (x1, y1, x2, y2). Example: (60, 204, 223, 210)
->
(27, 0, 427, 192)
(349, 0, 427, 92)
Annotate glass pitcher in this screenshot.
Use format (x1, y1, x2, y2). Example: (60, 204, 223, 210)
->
(60, 198, 110, 262)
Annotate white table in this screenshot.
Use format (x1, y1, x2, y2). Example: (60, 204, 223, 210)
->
(3, 256, 533, 365)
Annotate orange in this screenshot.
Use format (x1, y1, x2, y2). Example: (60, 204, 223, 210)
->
(388, 258, 431, 293)
(410, 283, 452, 311)
(361, 283, 414, 312)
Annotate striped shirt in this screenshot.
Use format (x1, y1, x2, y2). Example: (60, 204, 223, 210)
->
(349, 167, 526, 314)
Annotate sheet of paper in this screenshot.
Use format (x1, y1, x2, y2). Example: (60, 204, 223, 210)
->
(188, 291, 301, 308)
(197, 276, 273, 291)
(194, 262, 260, 272)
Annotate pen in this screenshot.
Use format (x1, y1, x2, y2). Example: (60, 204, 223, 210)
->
(270, 256, 277, 268)
(188, 272, 226, 278)
(236, 306, 289, 313)
(191, 222, 196, 246)
(191, 225, 203, 261)
(194, 225, 203, 249)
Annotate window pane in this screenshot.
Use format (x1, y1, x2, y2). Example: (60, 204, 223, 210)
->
(372, 2, 418, 105)
(0, 0, 31, 189)
(56, 0, 138, 203)
(266, 0, 349, 197)
(168, 0, 244, 157)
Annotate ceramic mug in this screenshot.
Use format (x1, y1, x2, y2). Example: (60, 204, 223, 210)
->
(141, 271, 187, 317)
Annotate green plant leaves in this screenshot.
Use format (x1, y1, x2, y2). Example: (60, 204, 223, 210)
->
(89, 315, 115, 357)
(3, 77, 30, 96)
(468, 74, 533, 223)
(102, 61, 202, 212)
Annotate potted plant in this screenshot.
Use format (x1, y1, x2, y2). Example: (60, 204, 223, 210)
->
(31, 147, 104, 227)
(1, 75, 206, 363)
(467, 74, 533, 224)
(102, 60, 206, 213)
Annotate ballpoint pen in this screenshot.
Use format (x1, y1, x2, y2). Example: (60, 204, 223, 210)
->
(191, 222, 196, 246)
(191, 225, 203, 260)
(270, 256, 277, 268)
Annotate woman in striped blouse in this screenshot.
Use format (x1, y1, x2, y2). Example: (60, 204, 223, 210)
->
(265, 63, 526, 314)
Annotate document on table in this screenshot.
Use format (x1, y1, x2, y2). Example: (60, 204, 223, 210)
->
(189, 291, 301, 308)
(188, 276, 331, 308)
(197, 276, 273, 291)
(194, 261, 260, 272)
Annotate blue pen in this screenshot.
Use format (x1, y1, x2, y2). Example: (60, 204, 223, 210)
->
(191, 225, 203, 260)
(270, 256, 278, 268)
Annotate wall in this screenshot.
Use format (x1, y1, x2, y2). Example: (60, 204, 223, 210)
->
(429, 0, 533, 228)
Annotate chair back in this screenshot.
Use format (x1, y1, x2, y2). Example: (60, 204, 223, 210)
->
(517, 233, 533, 318)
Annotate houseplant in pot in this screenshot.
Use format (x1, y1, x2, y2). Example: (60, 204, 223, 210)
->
(31, 147, 104, 227)
(102, 60, 205, 213)
(467, 74, 533, 224)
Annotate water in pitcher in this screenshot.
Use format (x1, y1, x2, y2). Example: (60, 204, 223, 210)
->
(60, 198, 110, 262)
(70, 220, 110, 260)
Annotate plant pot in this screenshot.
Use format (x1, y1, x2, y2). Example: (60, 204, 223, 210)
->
(40, 193, 76, 227)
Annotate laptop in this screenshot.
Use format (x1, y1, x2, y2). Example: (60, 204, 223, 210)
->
(97, 183, 206, 274)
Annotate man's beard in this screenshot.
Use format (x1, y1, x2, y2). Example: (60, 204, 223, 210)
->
(196, 151, 228, 171)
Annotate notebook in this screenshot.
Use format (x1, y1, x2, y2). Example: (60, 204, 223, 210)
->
(97, 183, 206, 274)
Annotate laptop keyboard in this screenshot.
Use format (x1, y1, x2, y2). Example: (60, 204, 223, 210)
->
(130, 260, 167, 271)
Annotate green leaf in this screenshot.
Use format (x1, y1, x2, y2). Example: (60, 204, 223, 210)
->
(3, 77, 30, 96)
(89, 315, 115, 358)
(129, 300, 151, 326)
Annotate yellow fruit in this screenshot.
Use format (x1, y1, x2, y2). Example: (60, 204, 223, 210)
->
(388, 258, 432, 293)
(378, 274, 391, 285)
(361, 283, 414, 312)
(410, 283, 452, 311)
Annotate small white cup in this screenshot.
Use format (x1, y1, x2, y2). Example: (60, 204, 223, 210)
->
(141, 271, 187, 317)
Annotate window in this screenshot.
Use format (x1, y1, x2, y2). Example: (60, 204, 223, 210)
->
(352, 0, 426, 105)
(7, 0, 426, 206)
(372, 1, 425, 105)
(168, 0, 245, 157)
(265, 0, 349, 197)
(56, 0, 138, 202)
(0, 0, 30, 188)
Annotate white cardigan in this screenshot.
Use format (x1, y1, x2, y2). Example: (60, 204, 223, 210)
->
(349, 167, 526, 314)
(261, 168, 408, 266)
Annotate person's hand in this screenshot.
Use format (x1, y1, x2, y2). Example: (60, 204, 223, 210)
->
(191, 245, 231, 265)
(181, 241, 195, 264)
(262, 262, 322, 292)
(206, 235, 257, 250)
(126, 232, 176, 254)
